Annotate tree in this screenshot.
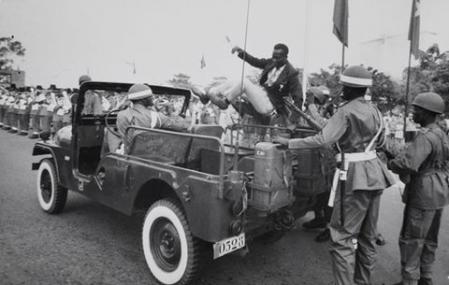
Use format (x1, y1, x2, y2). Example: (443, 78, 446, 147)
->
(308, 63, 342, 97)
(402, 43, 449, 112)
(167, 73, 192, 89)
(0, 36, 26, 70)
(367, 67, 401, 112)
(308, 64, 400, 112)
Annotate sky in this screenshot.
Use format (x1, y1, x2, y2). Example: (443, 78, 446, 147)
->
(0, 0, 449, 88)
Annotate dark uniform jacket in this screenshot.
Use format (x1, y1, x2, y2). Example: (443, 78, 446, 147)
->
(237, 51, 303, 112)
(388, 123, 449, 209)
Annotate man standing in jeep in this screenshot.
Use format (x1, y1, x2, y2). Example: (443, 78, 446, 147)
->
(191, 43, 302, 125)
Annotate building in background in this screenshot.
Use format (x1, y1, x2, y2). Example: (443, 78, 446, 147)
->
(0, 69, 26, 88)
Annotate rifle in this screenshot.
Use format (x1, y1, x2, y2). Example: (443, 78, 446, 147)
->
(283, 98, 322, 131)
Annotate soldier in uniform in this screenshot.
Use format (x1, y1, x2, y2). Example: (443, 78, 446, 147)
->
(78, 75, 103, 115)
(276, 65, 396, 285)
(301, 86, 334, 242)
(387, 92, 449, 285)
(116, 84, 190, 153)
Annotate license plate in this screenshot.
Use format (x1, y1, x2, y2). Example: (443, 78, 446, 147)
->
(213, 233, 245, 259)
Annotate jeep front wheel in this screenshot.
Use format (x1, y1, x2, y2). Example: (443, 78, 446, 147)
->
(142, 199, 203, 285)
(36, 159, 67, 214)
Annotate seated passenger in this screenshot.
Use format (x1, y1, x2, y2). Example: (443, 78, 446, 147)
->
(116, 84, 190, 153)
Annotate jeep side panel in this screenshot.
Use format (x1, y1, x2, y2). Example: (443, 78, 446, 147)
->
(96, 153, 236, 243)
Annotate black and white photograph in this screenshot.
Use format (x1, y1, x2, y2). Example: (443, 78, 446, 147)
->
(0, 0, 448, 284)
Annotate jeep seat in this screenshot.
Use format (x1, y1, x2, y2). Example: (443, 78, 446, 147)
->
(190, 124, 224, 138)
(186, 124, 224, 171)
(128, 131, 192, 166)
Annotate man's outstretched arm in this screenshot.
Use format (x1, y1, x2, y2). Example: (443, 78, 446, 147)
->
(232, 46, 269, 69)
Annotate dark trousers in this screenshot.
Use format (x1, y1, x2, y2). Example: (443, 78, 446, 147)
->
(399, 206, 442, 285)
(314, 191, 332, 222)
(329, 189, 382, 285)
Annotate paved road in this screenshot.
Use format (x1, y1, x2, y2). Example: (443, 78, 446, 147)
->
(0, 130, 448, 285)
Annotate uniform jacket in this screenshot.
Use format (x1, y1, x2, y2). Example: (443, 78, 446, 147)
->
(388, 123, 449, 209)
(117, 104, 189, 149)
(288, 97, 395, 192)
(237, 51, 303, 111)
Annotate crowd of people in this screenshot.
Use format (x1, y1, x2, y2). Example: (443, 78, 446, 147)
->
(0, 85, 74, 137)
(0, 78, 238, 141)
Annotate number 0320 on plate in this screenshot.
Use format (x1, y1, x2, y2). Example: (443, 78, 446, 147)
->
(213, 233, 245, 259)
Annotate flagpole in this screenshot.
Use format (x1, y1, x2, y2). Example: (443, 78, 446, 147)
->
(339, 41, 346, 227)
(404, 0, 419, 138)
(332, 0, 348, 227)
(302, 0, 309, 109)
(403, 40, 413, 137)
(233, 0, 251, 171)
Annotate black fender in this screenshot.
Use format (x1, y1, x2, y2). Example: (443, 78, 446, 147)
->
(32, 142, 74, 189)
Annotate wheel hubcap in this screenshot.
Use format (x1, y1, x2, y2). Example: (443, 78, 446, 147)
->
(150, 218, 181, 272)
(40, 169, 52, 203)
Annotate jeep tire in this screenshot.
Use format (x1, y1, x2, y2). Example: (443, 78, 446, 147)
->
(142, 199, 203, 285)
(36, 159, 68, 214)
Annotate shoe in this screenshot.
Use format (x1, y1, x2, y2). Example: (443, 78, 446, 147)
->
(376, 233, 386, 246)
(302, 218, 326, 229)
(190, 85, 210, 104)
(314, 228, 330, 242)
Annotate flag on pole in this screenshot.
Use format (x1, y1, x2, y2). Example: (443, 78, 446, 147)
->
(333, 0, 348, 47)
(408, 0, 420, 59)
(200, 54, 206, 69)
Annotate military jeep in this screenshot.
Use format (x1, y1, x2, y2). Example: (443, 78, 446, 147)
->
(32, 81, 333, 285)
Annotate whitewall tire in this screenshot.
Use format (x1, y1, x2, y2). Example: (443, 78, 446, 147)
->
(142, 199, 203, 285)
(36, 159, 67, 214)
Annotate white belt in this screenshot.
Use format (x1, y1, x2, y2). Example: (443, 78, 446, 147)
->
(328, 151, 377, 207)
(335, 150, 377, 163)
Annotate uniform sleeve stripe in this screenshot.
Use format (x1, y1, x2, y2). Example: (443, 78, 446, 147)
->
(340, 74, 372, 86)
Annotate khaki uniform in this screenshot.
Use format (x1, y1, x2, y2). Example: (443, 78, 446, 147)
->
(117, 104, 189, 151)
(388, 123, 449, 285)
(288, 97, 395, 285)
